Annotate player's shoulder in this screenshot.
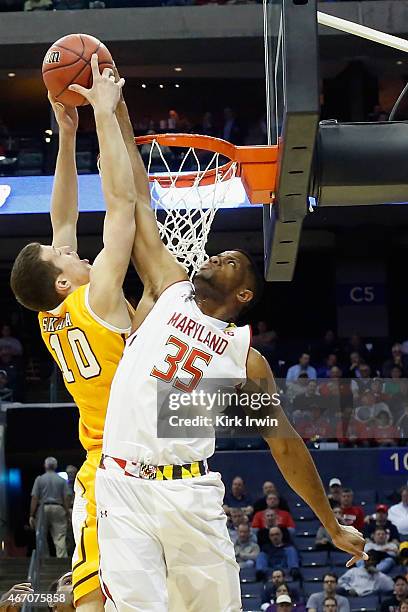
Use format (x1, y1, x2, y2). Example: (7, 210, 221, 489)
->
(156, 279, 194, 306)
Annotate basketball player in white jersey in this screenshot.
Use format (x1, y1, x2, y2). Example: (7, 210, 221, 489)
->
(95, 91, 367, 611)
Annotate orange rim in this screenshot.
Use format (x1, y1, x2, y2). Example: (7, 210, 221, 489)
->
(135, 133, 279, 204)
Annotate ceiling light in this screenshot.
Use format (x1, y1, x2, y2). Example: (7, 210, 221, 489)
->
(45, 129, 53, 135)
(141, 83, 147, 88)
(8, 72, 15, 78)
(174, 67, 182, 72)
(45, 137, 51, 143)
(159, 84, 164, 89)
(175, 84, 180, 88)
(397, 60, 403, 65)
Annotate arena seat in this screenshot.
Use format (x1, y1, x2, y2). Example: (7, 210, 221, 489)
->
(240, 566, 257, 582)
(242, 595, 262, 611)
(301, 550, 330, 566)
(301, 567, 331, 582)
(303, 581, 324, 597)
(329, 550, 351, 566)
(354, 490, 377, 504)
(292, 508, 316, 521)
(241, 582, 262, 597)
(235, 438, 267, 450)
(215, 437, 235, 451)
(349, 595, 379, 611)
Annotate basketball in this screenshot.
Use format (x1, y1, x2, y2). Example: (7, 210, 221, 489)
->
(42, 34, 114, 107)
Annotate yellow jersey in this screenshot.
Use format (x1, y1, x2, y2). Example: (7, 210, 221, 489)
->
(38, 283, 131, 452)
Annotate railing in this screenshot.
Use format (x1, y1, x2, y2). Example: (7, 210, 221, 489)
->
(21, 504, 45, 612)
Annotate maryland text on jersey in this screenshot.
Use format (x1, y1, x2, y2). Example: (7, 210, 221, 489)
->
(167, 311, 229, 355)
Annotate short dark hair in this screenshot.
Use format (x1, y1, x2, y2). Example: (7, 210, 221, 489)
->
(324, 597, 337, 607)
(341, 488, 353, 495)
(394, 575, 408, 583)
(10, 243, 62, 311)
(323, 573, 338, 582)
(233, 249, 264, 315)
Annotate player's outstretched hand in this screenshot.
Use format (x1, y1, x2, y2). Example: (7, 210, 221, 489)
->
(331, 524, 369, 568)
(0, 583, 33, 608)
(48, 92, 78, 135)
(68, 54, 124, 115)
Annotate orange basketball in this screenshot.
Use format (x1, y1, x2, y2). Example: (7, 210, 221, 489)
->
(42, 33, 114, 107)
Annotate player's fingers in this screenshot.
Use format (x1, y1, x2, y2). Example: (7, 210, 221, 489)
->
(13, 584, 32, 589)
(68, 84, 88, 96)
(346, 555, 359, 568)
(112, 64, 120, 81)
(117, 77, 125, 89)
(102, 67, 113, 79)
(12, 585, 34, 592)
(90, 53, 100, 79)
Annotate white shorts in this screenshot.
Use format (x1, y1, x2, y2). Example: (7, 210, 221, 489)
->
(95, 465, 242, 612)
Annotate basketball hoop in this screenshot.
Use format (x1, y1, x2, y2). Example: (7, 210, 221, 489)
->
(135, 133, 277, 274)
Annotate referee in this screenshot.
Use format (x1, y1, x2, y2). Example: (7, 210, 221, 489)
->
(29, 457, 70, 558)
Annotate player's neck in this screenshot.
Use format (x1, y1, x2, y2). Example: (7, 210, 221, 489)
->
(194, 279, 236, 321)
(194, 295, 234, 322)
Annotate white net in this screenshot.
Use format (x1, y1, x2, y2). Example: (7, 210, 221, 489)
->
(145, 139, 238, 275)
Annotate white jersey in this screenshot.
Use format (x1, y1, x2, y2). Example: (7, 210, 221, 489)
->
(103, 280, 251, 466)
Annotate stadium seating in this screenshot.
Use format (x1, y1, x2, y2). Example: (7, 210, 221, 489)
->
(301, 550, 330, 566)
(303, 581, 324, 597)
(242, 595, 262, 611)
(330, 550, 352, 567)
(301, 567, 331, 582)
(240, 566, 257, 582)
(348, 595, 379, 611)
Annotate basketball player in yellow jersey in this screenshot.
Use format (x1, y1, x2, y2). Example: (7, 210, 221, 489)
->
(10, 56, 136, 612)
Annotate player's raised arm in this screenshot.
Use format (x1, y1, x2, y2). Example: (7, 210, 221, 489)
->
(69, 55, 136, 328)
(245, 347, 368, 567)
(115, 90, 187, 299)
(49, 94, 79, 250)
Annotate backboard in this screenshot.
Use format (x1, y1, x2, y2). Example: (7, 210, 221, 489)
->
(263, 0, 320, 281)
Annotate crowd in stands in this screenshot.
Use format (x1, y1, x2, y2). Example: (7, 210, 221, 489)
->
(223, 476, 408, 610)
(2, 317, 408, 448)
(252, 325, 408, 447)
(0, 107, 267, 178)
(2, 0, 264, 11)
(0, 0, 399, 9)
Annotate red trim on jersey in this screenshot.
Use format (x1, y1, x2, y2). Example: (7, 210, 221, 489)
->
(112, 457, 127, 470)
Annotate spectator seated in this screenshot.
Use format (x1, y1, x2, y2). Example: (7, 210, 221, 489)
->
(256, 527, 300, 582)
(337, 552, 394, 596)
(223, 476, 254, 518)
(235, 523, 260, 569)
(260, 569, 302, 609)
(305, 573, 350, 612)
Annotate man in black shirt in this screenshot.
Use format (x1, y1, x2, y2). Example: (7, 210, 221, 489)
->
(379, 575, 408, 612)
(257, 509, 292, 548)
(364, 505, 400, 545)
